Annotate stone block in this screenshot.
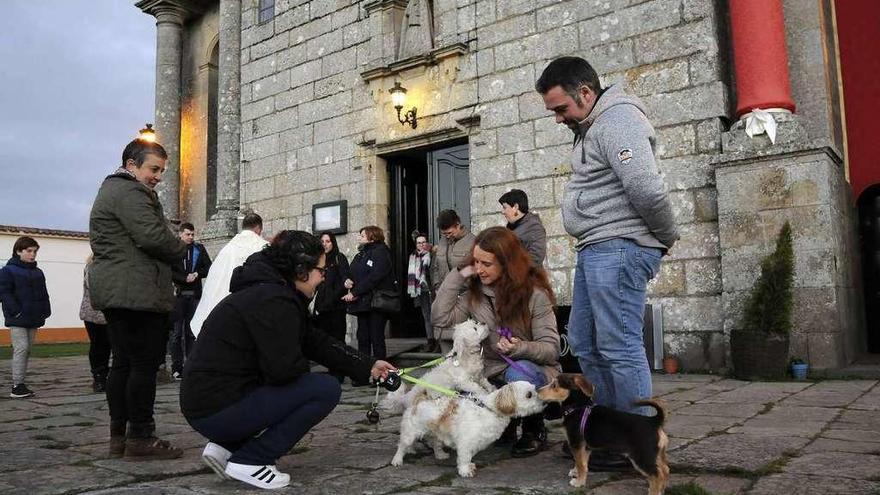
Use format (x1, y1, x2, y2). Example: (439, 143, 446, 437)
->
(342, 19, 368, 48)
(534, 116, 571, 148)
(469, 129, 498, 160)
(470, 154, 514, 187)
(244, 153, 285, 182)
(280, 124, 313, 152)
(669, 189, 696, 224)
(314, 113, 353, 144)
(546, 235, 575, 269)
(288, 166, 318, 193)
(245, 176, 276, 202)
(479, 97, 520, 128)
(668, 221, 720, 260)
(241, 98, 275, 122)
(296, 141, 334, 169)
(476, 13, 536, 48)
(650, 259, 686, 296)
(656, 123, 697, 159)
(317, 161, 351, 189)
(277, 42, 308, 71)
(275, 4, 309, 32)
(322, 45, 358, 76)
(241, 53, 277, 83)
(583, 38, 635, 74)
(474, 0, 497, 28)
(657, 154, 716, 190)
(633, 18, 717, 65)
(642, 82, 728, 127)
(497, 122, 535, 154)
(331, 4, 359, 29)
(282, 193, 303, 217)
(290, 59, 323, 88)
(694, 187, 718, 222)
(306, 30, 343, 59)
(578, 0, 681, 48)
(253, 105, 297, 137)
(660, 295, 722, 332)
(250, 30, 290, 60)
(299, 91, 352, 126)
(276, 83, 315, 110)
(626, 59, 690, 97)
(478, 65, 536, 101)
(496, 0, 534, 19)
(695, 117, 723, 153)
(686, 258, 722, 295)
(536, 0, 619, 30)
(241, 133, 279, 161)
(514, 145, 568, 180)
(242, 21, 275, 49)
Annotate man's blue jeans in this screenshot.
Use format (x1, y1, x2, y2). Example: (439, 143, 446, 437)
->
(567, 238, 662, 415)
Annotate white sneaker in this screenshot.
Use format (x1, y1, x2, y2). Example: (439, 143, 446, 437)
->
(224, 461, 290, 490)
(201, 442, 232, 480)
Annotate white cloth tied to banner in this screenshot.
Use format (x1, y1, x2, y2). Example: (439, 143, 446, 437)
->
(743, 108, 790, 145)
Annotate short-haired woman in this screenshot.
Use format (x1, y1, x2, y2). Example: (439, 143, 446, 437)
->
(0, 236, 51, 398)
(180, 230, 395, 489)
(343, 226, 396, 371)
(432, 226, 560, 457)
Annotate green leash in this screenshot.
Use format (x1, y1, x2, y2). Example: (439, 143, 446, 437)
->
(395, 356, 490, 409)
(396, 355, 447, 376)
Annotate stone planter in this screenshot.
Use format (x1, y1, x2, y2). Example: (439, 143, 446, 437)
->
(730, 330, 790, 380)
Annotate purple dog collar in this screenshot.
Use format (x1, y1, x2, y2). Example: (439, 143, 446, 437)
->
(579, 405, 592, 437)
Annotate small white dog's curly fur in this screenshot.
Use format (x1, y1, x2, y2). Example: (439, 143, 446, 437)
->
(390, 381, 546, 478)
(382, 319, 493, 413)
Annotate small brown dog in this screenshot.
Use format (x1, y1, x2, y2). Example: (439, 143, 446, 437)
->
(538, 374, 669, 494)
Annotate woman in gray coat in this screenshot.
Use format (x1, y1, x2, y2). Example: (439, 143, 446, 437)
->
(432, 226, 560, 458)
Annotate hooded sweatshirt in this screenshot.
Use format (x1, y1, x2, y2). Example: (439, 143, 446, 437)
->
(562, 84, 679, 251)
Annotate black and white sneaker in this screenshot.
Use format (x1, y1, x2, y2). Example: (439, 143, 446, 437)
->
(225, 462, 290, 489)
(10, 384, 34, 398)
(201, 442, 232, 480)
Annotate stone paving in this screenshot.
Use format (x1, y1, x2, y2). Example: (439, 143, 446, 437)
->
(1, 356, 879, 494)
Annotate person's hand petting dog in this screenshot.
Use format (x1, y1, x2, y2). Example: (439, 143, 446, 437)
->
(370, 360, 397, 381)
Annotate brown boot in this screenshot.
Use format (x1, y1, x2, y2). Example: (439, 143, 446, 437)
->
(124, 437, 184, 460)
(109, 436, 126, 458)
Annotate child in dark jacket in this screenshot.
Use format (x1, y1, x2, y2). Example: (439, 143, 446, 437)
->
(0, 236, 51, 398)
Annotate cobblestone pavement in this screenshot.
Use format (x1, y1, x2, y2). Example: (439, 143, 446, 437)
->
(1, 356, 879, 494)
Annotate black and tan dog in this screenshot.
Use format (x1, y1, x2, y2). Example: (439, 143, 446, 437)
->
(537, 374, 669, 494)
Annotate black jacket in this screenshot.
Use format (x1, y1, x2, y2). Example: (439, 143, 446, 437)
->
(346, 241, 395, 314)
(172, 242, 212, 298)
(180, 251, 375, 419)
(0, 257, 51, 328)
(314, 251, 350, 313)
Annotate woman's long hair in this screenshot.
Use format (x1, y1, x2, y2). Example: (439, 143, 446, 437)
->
(319, 231, 340, 267)
(466, 227, 555, 337)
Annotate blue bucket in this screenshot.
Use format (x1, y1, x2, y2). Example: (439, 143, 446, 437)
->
(791, 363, 809, 380)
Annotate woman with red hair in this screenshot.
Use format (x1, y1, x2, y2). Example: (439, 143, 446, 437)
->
(432, 226, 560, 458)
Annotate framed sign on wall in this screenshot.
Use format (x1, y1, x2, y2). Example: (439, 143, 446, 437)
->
(312, 200, 348, 234)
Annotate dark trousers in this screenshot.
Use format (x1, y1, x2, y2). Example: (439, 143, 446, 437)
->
(84, 321, 111, 378)
(356, 311, 388, 359)
(313, 310, 347, 379)
(104, 309, 169, 438)
(170, 294, 198, 373)
(187, 373, 341, 465)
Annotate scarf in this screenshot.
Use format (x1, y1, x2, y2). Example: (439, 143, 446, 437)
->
(407, 251, 430, 297)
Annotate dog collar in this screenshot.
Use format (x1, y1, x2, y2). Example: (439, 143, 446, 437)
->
(563, 405, 593, 437)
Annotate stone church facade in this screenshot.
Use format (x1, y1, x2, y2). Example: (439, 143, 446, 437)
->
(134, 0, 876, 372)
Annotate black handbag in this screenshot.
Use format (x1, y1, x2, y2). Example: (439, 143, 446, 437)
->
(370, 283, 401, 314)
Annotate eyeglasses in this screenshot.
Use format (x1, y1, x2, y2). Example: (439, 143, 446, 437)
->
(314, 266, 326, 276)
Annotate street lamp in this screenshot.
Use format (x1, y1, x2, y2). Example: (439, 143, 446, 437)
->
(138, 123, 156, 142)
(389, 82, 417, 129)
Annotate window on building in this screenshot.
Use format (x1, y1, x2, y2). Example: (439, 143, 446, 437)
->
(258, 0, 274, 24)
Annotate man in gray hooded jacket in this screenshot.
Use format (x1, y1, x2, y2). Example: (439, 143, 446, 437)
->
(536, 57, 679, 471)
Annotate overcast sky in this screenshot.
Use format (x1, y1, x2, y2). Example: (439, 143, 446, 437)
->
(0, 1, 156, 232)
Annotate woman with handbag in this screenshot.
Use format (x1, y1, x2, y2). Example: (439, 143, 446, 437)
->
(343, 226, 396, 370)
(313, 232, 350, 382)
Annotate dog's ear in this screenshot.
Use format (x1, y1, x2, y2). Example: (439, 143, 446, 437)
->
(572, 375, 595, 397)
(494, 386, 517, 416)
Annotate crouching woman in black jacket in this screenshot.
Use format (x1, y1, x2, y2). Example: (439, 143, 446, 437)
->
(180, 231, 395, 490)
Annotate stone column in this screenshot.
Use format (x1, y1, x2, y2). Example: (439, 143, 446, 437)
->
(729, 0, 796, 117)
(147, 4, 185, 220)
(214, 0, 242, 220)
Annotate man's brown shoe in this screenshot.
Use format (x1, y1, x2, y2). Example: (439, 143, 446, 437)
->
(109, 436, 125, 458)
(124, 437, 184, 460)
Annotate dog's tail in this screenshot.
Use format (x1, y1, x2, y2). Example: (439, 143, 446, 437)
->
(379, 382, 409, 414)
(634, 399, 667, 426)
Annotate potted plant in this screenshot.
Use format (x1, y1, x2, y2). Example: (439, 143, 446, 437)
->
(730, 222, 795, 380)
(662, 355, 680, 374)
(790, 357, 809, 380)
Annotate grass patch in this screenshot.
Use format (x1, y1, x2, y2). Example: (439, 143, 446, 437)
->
(0, 343, 90, 359)
(666, 482, 716, 495)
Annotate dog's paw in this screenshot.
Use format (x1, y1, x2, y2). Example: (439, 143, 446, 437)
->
(569, 477, 586, 488)
(391, 455, 404, 467)
(568, 467, 578, 478)
(457, 463, 476, 478)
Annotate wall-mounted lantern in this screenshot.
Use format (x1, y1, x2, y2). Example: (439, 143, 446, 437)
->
(138, 123, 157, 142)
(389, 81, 417, 129)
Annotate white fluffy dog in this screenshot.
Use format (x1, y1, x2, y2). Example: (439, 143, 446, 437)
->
(382, 319, 492, 413)
(391, 381, 546, 477)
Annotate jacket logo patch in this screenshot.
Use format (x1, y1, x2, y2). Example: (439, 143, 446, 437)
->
(618, 148, 633, 164)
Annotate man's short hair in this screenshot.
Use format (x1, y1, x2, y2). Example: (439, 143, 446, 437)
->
(12, 236, 39, 257)
(122, 139, 168, 167)
(535, 56, 602, 102)
(179, 222, 195, 232)
(498, 189, 529, 214)
(242, 213, 263, 230)
(436, 209, 461, 230)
